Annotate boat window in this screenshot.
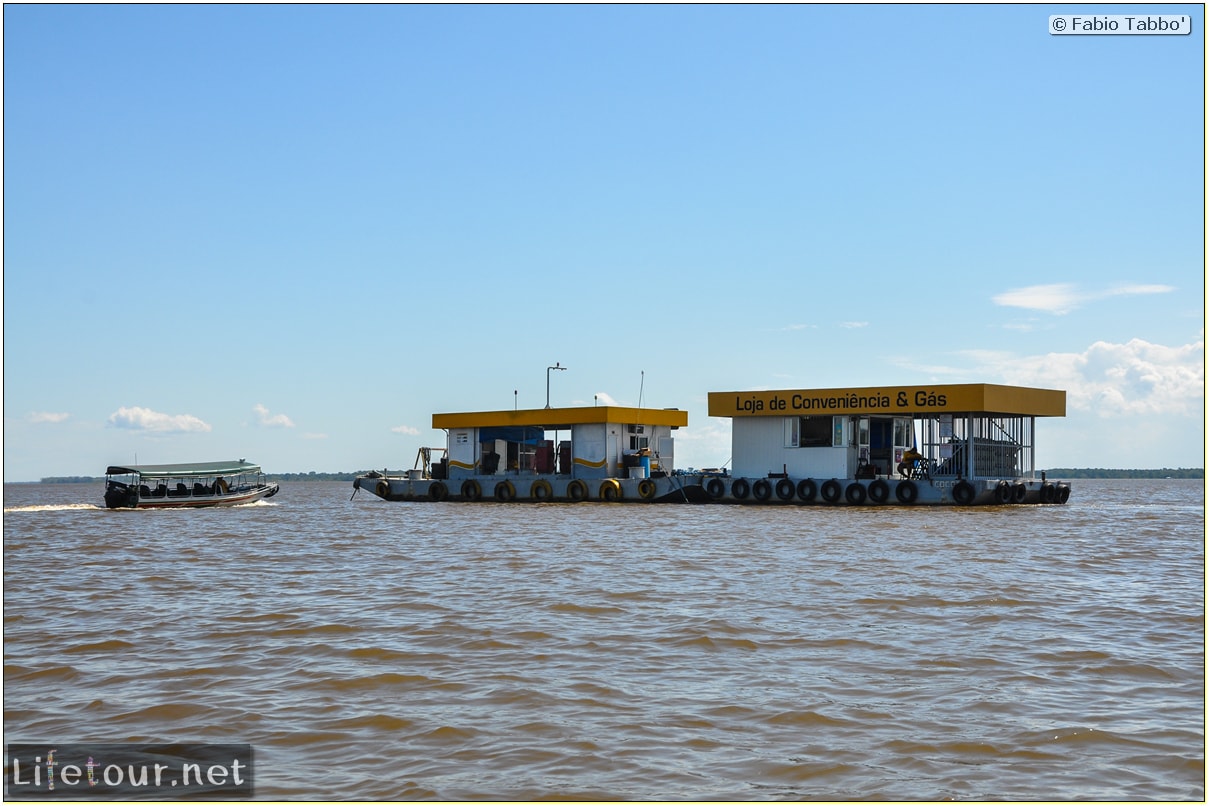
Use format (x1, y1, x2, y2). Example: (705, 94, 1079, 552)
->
(783, 417, 799, 448)
(797, 416, 832, 448)
(628, 425, 647, 451)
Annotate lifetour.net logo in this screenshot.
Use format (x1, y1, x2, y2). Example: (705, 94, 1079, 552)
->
(6, 744, 253, 799)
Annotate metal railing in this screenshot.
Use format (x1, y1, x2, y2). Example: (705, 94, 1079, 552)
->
(919, 415, 1035, 479)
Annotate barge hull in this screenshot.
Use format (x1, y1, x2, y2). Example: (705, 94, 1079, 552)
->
(353, 474, 1070, 506)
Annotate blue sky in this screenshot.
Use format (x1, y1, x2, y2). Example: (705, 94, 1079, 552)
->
(4, 3, 1204, 481)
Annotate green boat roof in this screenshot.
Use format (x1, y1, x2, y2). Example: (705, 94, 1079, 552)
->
(105, 460, 262, 479)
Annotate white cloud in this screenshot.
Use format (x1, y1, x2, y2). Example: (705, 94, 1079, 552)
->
(889, 336, 1204, 418)
(108, 406, 211, 433)
(391, 425, 420, 435)
(29, 412, 69, 424)
(993, 283, 1082, 314)
(594, 392, 621, 406)
(993, 282, 1175, 315)
(1102, 283, 1177, 298)
(840, 321, 869, 329)
(673, 419, 733, 470)
(858, 337, 1204, 466)
(933, 338, 1202, 419)
(1000, 338, 1203, 417)
(253, 404, 295, 428)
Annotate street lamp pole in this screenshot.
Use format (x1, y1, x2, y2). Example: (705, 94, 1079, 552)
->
(546, 362, 567, 408)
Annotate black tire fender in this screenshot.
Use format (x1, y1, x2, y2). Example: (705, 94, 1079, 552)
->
(868, 478, 889, 503)
(821, 479, 842, 503)
(953, 480, 976, 506)
(797, 479, 818, 502)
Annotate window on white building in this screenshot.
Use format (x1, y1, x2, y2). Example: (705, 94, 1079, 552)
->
(797, 416, 833, 447)
(628, 424, 648, 451)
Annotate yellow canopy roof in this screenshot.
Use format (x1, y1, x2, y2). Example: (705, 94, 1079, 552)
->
(433, 405, 687, 430)
(708, 383, 1066, 418)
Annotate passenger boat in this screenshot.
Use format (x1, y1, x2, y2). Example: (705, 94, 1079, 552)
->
(103, 460, 280, 509)
(352, 383, 1072, 507)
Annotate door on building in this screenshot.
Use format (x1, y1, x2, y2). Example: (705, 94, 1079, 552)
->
(859, 417, 913, 477)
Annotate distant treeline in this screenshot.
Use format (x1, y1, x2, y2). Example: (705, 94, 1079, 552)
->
(1043, 468, 1203, 479)
(265, 472, 380, 481)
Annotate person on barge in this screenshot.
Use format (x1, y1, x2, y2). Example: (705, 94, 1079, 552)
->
(898, 447, 924, 478)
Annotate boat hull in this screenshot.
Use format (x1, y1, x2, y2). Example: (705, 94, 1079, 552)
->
(352, 473, 1070, 507)
(104, 483, 280, 509)
(354, 473, 705, 504)
(697, 475, 1071, 506)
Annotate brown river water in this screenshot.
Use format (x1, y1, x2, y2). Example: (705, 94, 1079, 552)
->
(3, 479, 1204, 800)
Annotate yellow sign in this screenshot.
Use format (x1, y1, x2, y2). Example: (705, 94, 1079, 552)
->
(707, 384, 1065, 417)
(434, 405, 688, 430)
